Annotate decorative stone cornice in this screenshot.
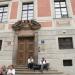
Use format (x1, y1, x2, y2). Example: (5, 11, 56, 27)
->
(12, 20, 41, 31)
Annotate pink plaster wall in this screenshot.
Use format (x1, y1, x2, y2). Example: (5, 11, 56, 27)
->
(39, 21, 52, 27)
(37, 0, 51, 17)
(71, 0, 75, 15)
(10, 1, 18, 19)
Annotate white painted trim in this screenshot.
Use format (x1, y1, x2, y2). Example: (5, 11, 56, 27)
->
(36, 17, 52, 21)
(17, 0, 22, 20)
(50, 0, 55, 18)
(11, 0, 19, 2)
(34, 0, 38, 20)
(66, 0, 73, 18)
(19, 0, 34, 3)
(0, 1, 10, 5)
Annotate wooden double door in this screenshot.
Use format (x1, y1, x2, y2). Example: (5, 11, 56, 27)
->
(16, 37, 35, 65)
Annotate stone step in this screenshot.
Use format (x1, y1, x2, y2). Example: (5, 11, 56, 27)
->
(16, 69, 64, 75)
(15, 68, 59, 73)
(16, 71, 63, 74)
(15, 66, 28, 69)
(16, 72, 64, 75)
(15, 67, 51, 72)
(15, 66, 64, 75)
(16, 74, 64, 75)
(16, 69, 58, 72)
(16, 73, 64, 75)
(15, 67, 28, 69)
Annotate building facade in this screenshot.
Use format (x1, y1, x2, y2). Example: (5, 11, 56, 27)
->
(0, 0, 75, 75)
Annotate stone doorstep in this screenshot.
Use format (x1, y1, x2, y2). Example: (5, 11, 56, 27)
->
(16, 72, 63, 74)
(16, 70, 64, 75)
(15, 66, 64, 75)
(16, 70, 64, 74)
(16, 74, 64, 75)
(16, 73, 64, 75)
(15, 68, 57, 71)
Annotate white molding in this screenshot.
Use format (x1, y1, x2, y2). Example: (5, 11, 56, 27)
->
(19, 0, 34, 3)
(11, 0, 19, 2)
(0, 1, 10, 5)
(66, 0, 73, 18)
(17, 0, 22, 20)
(34, 0, 38, 19)
(50, 0, 55, 18)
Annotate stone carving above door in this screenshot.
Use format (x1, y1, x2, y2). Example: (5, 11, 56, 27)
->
(12, 20, 41, 31)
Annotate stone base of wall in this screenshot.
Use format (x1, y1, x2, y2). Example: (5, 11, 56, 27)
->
(38, 29, 75, 75)
(0, 29, 75, 75)
(0, 31, 16, 66)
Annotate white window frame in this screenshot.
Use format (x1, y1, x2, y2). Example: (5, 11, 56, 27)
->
(0, 1, 9, 23)
(22, 2, 34, 20)
(54, 0, 68, 18)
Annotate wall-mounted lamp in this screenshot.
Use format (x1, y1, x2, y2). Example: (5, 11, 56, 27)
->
(38, 47, 40, 52)
(41, 40, 45, 44)
(7, 41, 11, 46)
(62, 30, 66, 34)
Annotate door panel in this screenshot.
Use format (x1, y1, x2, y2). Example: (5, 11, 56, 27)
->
(16, 37, 34, 65)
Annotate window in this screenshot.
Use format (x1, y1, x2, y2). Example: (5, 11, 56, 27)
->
(63, 60, 72, 66)
(54, 0, 68, 18)
(22, 2, 34, 20)
(0, 5, 8, 22)
(0, 40, 2, 50)
(58, 37, 73, 49)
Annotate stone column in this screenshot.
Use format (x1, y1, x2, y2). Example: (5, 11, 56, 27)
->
(34, 31, 39, 63)
(12, 32, 18, 65)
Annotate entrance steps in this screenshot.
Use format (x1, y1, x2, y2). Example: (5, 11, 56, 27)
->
(15, 65, 65, 75)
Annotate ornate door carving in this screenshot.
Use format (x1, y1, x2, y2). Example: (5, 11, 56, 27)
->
(16, 37, 34, 65)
